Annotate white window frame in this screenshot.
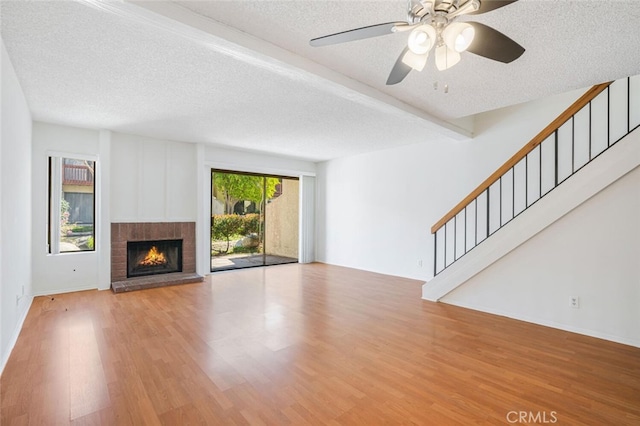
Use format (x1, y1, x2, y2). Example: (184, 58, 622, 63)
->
(47, 152, 99, 255)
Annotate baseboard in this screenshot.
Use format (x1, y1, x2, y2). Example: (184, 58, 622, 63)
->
(32, 285, 98, 297)
(443, 299, 640, 349)
(0, 295, 34, 376)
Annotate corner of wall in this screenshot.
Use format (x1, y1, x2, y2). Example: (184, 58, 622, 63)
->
(0, 296, 33, 376)
(1, 38, 34, 374)
(98, 130, 111, 290)
(446, 114, 475, 137)
(196, 143, 209, 277)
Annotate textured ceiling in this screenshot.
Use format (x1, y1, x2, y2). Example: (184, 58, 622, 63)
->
(176, 0, 640, 118)
(2, 0, 640, 161)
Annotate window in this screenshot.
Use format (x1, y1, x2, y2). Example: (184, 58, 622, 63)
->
(48, 156, 96, 253)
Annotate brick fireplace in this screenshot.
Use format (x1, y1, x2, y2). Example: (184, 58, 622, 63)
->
(111, 222, 203, 292)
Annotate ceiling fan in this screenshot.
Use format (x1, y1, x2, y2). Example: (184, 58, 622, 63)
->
(310, 0, 525, 85)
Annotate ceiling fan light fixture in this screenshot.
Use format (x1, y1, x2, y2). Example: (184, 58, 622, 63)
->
(310, 0, 524, 85)
(401, 50, 428, 71)
(435, 44, 461, 70)
(443, 22, 475, 52)
(407, 25, 436, 55)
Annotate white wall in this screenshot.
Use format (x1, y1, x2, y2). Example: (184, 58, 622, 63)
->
(111, 133, 197, 222)
(449, 87, 588, 209)
(316, 88, 586, 280)
(31, 126, 198, 293)
(111, 140, 316, 277)
(204, 145, 316, 177)
(1, 40, 33, 373)
(316, 140, 465, 280)
(442, 165, 640, 347)
(299, 175, 316, 264)
(30, 128, 312, 294)
(31, 122, 106, 295)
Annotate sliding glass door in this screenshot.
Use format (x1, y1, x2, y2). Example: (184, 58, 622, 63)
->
(210, 170, 299, 272)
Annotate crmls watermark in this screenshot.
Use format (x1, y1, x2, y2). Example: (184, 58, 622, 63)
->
(506, 411, 558, 424)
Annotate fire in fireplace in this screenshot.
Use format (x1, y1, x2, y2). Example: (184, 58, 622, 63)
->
(127, 239, 183, 278)
(139, 246, 167, 266)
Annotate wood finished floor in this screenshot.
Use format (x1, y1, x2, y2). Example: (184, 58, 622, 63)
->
(1, 263, 639, 425)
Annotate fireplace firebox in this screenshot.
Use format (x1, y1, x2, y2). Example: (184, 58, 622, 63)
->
(127, 239, 183, 278)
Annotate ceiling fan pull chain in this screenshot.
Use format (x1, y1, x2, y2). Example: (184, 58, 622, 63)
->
(432, 81, 449, 93)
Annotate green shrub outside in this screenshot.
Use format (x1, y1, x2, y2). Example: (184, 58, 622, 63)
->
(239, 214, 259, 236)
(211, 214, 260, 253)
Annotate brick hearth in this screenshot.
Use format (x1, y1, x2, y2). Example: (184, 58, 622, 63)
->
(110, 222, 202, 292)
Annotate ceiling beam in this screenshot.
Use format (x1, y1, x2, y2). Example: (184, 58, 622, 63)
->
(79, 0, 473, 141)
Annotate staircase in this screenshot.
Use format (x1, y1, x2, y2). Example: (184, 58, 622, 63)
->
(423, 76, 640, 303)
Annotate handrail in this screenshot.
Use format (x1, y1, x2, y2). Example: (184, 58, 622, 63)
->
(431, 81, 612, 234)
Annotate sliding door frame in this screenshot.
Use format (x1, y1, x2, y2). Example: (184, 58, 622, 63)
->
(210, 168, 299, 272)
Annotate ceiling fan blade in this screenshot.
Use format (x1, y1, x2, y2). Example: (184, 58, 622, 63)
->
(468, 0, 519, 15)
(466, 22, 525, 63)
(310, 22, 409, 47)
(386, 48, 413, 85)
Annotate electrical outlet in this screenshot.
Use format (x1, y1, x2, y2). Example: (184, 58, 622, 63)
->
(417, 259, 423, 267)
(570, 296, 580, 309)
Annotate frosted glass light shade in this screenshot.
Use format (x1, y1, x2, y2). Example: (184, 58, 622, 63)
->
(435, 44, 461, 70)
(407, 25, 437, 55)
(401, 50, 428, 71)
(443, 22, 475, 52)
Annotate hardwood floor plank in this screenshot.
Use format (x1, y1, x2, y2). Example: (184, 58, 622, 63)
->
(1, 263, 639, 424)
(69, 319, 111, 420)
